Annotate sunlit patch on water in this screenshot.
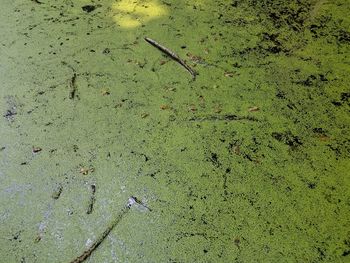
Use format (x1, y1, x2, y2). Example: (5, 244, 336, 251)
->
(112, 0, 168, 28)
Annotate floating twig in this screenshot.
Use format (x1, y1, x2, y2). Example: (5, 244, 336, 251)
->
(86, 184, 96, 214)
(188, 114, 259, 122)
(144, 37, 197, 80)
(70, 196, 151, 263)
(31, 0, 42, 4)
(69, 73, 77, 99)
(128, 196, 152, 211)
(32, 146, 42, 153)
(70, 207, 129, 263)
(52, 184, 63, 200)
(248, 106, 259, 112)
(71, 207, 128, 263)
(61, 61, 78, 99)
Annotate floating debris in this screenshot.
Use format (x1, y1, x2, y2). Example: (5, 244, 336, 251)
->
(86, 184, 96, 214)
(32, 147, 42, 153)
(233, 237, 241, 248)
(224, 72, 234, 77)
(189, 114, 258, 122)
(128, 196, 152, 211)
(141, 113, 149, 118)
(144, 37, 197, 80)
(4, 96, 19, 122)
(186, 53, 206, 64)
(232, 145, 241, 155)
(52, 184, 63, 200)
(70, 197, 150, 263)
(79, 168, 89, 175)
(79, 167, 94, 175)
(188, 105, 197, 112)
(166, 87, 176, 92)
(101, 89, 110, 96)
(318, 135, 330, 141)
(3, 109, 17, 121)
(248, 106, 260, 112)
(81, 5, 96, 13)
(69, 73, 77, 100)
(102, 48, 110, 54)
(34, 235, 41, 243)
(214, 107, 222, 113)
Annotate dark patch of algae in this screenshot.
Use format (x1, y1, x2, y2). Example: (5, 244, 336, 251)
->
(0, 0, 349, 262)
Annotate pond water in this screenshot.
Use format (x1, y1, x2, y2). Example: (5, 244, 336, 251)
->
(0, 0, 349, 262)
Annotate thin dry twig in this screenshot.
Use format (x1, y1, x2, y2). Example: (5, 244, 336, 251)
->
(70, 206, 129, 263)
(86, 184, 96, 214)
(144, 37, 197, 80)
(188, 114, 259, 122)
(70, 197, 151, 263)
(69, 73, 77, 99)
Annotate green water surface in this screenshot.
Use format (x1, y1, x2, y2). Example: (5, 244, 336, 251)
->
(0, 0, 349, 262)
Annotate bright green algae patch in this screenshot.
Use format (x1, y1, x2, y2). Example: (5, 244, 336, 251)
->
(0, 0, 349, 262)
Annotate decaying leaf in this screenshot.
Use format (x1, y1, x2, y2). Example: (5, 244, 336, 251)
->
(34, 236, 42, 243)
(233, 237, 240, 247)
(186, 53, 204, 63)
(80, 167, 89, 175)
(101, 89, 110, 96)
(51, 184, 63, 200)
(167, 87, 176, 92)
(141, 113, 149, 118)
(188, 105, 197, 112)
(232, 145, 240, 155)
(199, 96, 205, 107)
(214, 107, 222, 113)
(224, 72, 234, 77)
(318, 135, 330, 141)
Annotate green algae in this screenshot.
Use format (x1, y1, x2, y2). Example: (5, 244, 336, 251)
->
(0, 0, 350, 262)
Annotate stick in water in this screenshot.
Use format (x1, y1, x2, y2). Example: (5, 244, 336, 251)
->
(70, 197, 150, 263)
(86, 184, 96, 214)
(144, 37, 197, 80)
(69, 72, 77, 100)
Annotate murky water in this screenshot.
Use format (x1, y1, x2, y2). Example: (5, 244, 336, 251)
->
(0, 0, 349, 262)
